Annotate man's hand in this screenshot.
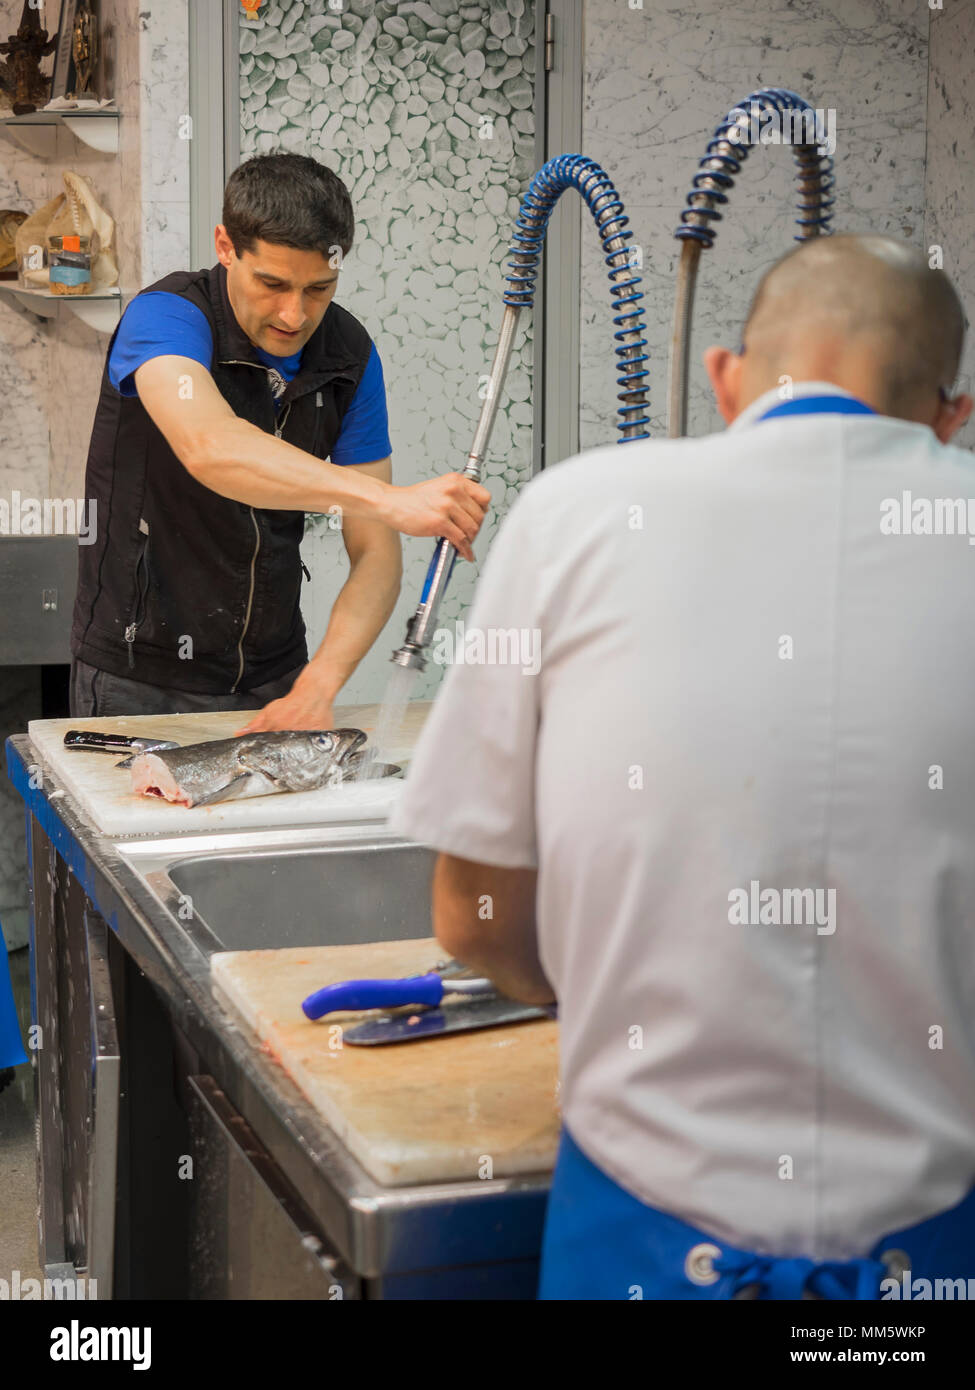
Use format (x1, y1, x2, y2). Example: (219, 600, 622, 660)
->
(235, 663, 333, 734)
(379, 473, 491, 562)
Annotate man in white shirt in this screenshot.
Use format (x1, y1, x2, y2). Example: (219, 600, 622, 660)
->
(388, 235, 975, 1300)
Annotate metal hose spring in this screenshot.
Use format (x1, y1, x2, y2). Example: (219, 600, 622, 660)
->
(675, 87, 835, 249)
(503, 153, 650, 442)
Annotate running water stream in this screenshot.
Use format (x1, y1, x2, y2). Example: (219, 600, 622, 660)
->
(359, 663, 420, 780)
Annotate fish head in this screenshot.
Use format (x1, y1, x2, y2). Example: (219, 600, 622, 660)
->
(237, 729, 368, 792)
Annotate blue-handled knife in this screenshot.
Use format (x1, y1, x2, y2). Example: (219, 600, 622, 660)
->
(301, 962, 495, 1021)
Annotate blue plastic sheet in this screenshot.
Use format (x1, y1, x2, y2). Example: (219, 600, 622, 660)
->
(0, 918, 28, 1069)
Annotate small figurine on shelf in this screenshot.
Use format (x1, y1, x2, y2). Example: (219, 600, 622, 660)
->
(0, 0, 58, 115)
(70, 1, 97, 100)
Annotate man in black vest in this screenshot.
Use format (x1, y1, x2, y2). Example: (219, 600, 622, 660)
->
(70, 153, 490, 728)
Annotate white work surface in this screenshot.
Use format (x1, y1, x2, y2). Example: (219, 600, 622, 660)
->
(27, 702, 431, 837)
(211, 938, 560, 1186)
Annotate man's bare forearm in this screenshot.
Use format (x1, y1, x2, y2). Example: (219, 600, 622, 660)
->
(133, 354, 492, 554)
(307, 536, 402, 701)
(432, 855, 554, 1005)
(190, 416, 390, 520)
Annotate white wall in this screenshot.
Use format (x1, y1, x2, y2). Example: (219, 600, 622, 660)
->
(577, 0, 950, 448)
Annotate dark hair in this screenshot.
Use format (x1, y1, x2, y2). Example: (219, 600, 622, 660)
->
(222, 153, 355, 259)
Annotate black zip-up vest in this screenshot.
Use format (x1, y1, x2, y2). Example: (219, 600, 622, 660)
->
(71, 262, 373, 693)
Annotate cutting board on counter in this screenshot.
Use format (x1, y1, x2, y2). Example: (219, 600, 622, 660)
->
(27, 702, 432, 838)
(211, 938, 560, 1187)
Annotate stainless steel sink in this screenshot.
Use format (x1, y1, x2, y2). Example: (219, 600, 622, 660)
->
(116, 826, 435, 956)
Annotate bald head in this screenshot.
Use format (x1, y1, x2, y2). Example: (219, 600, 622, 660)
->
(704, 233, 972, 441)
(742, 234, 965, 416)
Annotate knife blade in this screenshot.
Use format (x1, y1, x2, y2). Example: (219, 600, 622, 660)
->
(342, 993, 553, 1045)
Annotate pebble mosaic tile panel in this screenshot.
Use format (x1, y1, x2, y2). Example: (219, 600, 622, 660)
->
(237, 0, 537, 701)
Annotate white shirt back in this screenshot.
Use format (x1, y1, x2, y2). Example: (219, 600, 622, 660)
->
(389, 386, 975, 1259)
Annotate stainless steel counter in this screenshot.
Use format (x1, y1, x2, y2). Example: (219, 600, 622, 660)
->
(5, 732, 550, 1300)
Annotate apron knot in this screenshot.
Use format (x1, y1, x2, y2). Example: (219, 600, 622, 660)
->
(712, 1248, 888, 1300)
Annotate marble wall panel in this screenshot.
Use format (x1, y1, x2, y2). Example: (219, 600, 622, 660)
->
(138, 0, 190, 285)
(0, 0, 192, 507)
(579, 0, 930, 448)
(47, 0, 144, 501)
(925, 0, 975, 449)
(0, 0, 53, 503)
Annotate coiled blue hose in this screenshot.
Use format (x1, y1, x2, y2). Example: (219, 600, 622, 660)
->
(502, 153, 650, 442)
(675, 88, 835, 249)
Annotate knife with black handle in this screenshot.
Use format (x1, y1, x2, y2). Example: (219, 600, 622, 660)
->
(63, 730, 181, 766)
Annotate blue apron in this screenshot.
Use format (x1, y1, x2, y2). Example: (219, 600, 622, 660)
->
(539, 1127, 975, 1300)
(0, 918, 28, 1070)
(540, 391, 975, 1299)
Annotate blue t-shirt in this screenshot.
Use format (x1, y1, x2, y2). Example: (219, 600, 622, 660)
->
(108, 291, 392, 467)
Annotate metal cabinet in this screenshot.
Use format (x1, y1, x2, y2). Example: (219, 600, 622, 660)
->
(0, 537, 78, 665)
(31, 816, 120, 1297)
(185, 1074, 358, 1300)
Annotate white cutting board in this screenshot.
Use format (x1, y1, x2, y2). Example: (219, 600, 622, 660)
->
(27, 702, 431, 837)
(211, 938, 560, 1187)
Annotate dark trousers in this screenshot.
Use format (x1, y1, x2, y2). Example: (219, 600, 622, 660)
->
(69, 658, 303, 718)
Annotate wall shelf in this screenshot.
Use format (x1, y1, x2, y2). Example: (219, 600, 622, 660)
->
(0, 108, 119, 156)
(0, 283, 122, 333)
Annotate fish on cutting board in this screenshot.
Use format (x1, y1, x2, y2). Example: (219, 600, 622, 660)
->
(129, 729, 401, 807)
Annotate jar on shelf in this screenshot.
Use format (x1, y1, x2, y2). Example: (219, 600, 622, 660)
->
(48, 234, 93, 296)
